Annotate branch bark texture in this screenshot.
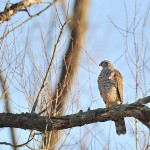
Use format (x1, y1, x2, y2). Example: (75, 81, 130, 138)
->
(0, 0, 60, 24)
(0, 96, 150, 131)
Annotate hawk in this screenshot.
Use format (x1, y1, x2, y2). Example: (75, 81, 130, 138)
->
(98, 60, 126, 135)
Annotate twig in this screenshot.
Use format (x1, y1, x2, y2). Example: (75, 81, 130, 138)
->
(0, 133, 35, 148)
(31, 20, 70, 113)
(0, 0, 62, 24)
(0, 0, 61, 40)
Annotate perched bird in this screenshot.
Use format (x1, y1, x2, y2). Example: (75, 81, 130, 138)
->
(98, 60, 126, 135)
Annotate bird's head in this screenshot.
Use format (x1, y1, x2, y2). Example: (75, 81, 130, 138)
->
(99, 60, 113, 68)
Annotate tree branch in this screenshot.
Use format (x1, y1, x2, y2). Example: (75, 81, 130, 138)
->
(0, 71, 17, 148)
(51, 0, 88, 116)
(31, 20, 69, 113)
(0, 0, 60, 24)
(0, 96, 149, 131)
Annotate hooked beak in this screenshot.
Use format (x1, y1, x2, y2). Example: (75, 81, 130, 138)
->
(99, 62, 102, 66)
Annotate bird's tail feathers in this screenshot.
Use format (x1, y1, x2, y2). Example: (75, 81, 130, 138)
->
(114, 118, 126, 135)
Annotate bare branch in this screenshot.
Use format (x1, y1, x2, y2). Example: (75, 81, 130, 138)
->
(137, 96, 150, 104)
(31, 20, 69, 113)
(0, 136, 34, 148)
(0, 0, 61, 24)
(51, 0, 88, 116)
(0, 71, 17, 148)
(0, 96, 149, 132)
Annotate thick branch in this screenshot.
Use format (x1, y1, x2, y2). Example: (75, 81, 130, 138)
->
(0, 96, 150, 131)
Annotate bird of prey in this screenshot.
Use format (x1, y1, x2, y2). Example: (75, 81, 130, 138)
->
(98, 60, 126, 135)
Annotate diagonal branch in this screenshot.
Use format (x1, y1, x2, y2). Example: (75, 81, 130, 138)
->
(31, 20, 69, 113)
(51, 0, 88, 116)
(0, 96, 149, 131)
(0, 0, 61, 24)
(43, 1, 89, 148)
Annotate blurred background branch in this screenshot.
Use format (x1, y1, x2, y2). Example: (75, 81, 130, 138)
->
(0, 72, 17, 149)
(42, 0, 89, 149)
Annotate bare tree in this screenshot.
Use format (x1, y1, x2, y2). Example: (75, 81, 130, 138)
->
(110, 1, 150, 149)
(0, 0, 150, 149)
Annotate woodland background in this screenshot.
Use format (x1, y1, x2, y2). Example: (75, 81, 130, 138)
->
(0, 0, 150, 149)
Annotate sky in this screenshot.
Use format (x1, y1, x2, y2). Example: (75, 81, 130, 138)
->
(0, 0, 150, 149)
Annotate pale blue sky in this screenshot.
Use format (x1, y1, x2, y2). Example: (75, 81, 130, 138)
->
(0, 0, 150, 149)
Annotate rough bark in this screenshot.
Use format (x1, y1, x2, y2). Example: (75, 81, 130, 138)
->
(0, 0, 59, 24)
(0, 96, 149, 131)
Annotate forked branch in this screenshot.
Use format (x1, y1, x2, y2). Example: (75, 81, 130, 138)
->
(0, 0, 60, 24)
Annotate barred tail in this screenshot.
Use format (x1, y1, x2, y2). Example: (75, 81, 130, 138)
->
(115, 118, 126, 135)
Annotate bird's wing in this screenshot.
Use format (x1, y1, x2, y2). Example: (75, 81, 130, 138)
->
(98, 75, 106, 104)
(114, 69, 123, 103)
